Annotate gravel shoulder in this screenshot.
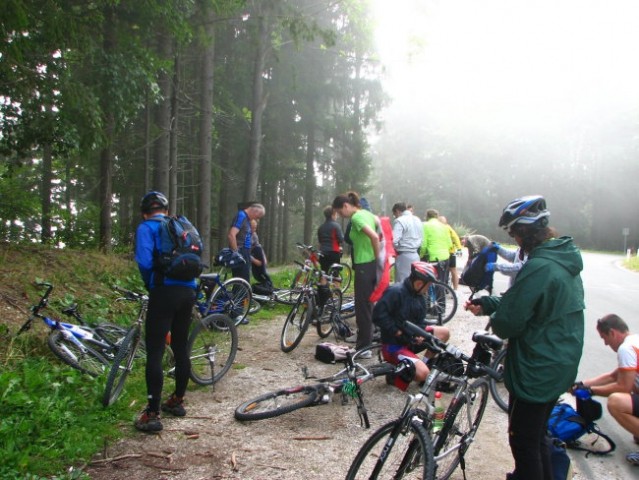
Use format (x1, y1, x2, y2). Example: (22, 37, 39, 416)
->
(84, 287, 618, 480)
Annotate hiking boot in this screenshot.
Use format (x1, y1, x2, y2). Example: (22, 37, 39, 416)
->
(135, 408, 163, 433)
(161, 394, 186, 417)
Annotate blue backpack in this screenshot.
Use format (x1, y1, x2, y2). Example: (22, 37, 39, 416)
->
(152, 215, 204, 281)
(547, 399, 615, 455)
(460, 244, 497, 294)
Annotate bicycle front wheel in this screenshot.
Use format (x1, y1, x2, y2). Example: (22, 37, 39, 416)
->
(102, 326, 142, 406)
(489, 348, 508, 412)
(234, 385, 319, 421)
(424, 283, 458, 325)
(280, 294, 313, 353)
(209, 278, 252, 326)
(316, 287, 343, 338)
(188, 313, 238, 386)
(346, 418, 435, 480)
(47, 330, 110, 377)
(433, 378, 489, 480)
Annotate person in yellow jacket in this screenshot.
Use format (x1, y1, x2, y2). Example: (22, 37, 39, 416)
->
(419, 209, 452, 283)
(439, 215, 462, 289)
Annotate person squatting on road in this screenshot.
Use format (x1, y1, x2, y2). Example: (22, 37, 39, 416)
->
(574, 314, 639, 466)
(373, 261, 450, 390)
(133, 191, 198, 433)
(465, 195, 585, 480)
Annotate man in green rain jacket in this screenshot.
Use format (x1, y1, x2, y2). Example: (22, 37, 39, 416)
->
(466, 195, 584, 480)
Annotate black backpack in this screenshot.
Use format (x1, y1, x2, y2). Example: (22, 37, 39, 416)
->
(151, 215, 204, 282)
(459, 244, 498, 295)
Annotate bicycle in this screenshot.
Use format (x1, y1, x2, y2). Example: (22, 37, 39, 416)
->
(280, 261, 350, 352)
(424, 279, 457, 326)
(234, 345, 400, 428)
(17, 282, 114, 377)
(293, 242, 352, 293)
(196, 272, 252, 326)
(346, 321, 503, 480)
(102, 287, 238, 406)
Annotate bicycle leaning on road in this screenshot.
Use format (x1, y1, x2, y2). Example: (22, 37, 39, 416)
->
(234, 345, 402, 428)
(345, 321, 503, 480)
(17, 282, 122, 377)
(102, 286, 238, 407)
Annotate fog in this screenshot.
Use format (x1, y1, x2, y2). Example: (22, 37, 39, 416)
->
(367, 0, 639, 250)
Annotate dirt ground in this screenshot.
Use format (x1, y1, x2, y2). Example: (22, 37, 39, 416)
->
(82, 286, 615, 480)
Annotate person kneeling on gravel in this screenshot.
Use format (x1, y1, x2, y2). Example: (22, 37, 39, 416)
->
(373, 261, 450, 390)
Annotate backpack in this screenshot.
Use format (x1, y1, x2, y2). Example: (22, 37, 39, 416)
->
(547, 399, 616, 455)
(152, 215, 204, 281)
(459, 244, 498, 294)
(315, 342, 354, 364)
(549, 436, 572, 480)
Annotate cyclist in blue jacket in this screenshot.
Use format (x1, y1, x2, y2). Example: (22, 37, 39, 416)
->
(133, 191, 197, 433)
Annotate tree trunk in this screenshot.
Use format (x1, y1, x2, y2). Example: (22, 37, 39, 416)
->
(40, 143, 53, 244)
(303, 118, 316, 245)
(98, 6, 116, 252)
(153, 32, 173, 198)
(197, 2, 216, 265)
(245, 7, 270, 201)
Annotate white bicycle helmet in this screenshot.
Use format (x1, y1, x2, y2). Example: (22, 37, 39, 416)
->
(498, 195, 550, 231)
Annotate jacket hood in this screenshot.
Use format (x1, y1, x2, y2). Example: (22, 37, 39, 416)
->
(530, 236, 583, 276)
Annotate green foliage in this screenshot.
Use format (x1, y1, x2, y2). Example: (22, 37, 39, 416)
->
(0, 243, 297, 478)
(623, 256, 639, 272)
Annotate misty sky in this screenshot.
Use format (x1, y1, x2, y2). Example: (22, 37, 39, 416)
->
(371, 0, 639, 137)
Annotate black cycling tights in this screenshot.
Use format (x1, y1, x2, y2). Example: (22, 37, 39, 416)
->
(144, 285, 195, 413)
(507, 396, 557, 480)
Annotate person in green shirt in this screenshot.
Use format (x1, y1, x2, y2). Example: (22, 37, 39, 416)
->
(419, 209, 452, 283)
(332, 192, 380, 354)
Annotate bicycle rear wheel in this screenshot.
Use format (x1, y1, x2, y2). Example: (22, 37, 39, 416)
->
(346, 418, 435, 480)
(188, 313, 238, 385)
(102, 326, 141, 407)
(433, 378, 489, 479)
(424, 283, 457, 325)
(47, 330, 110, 377)
(280, 294, 313, 353)
(208, 278, 252, 326)
(489, 348, 508, 412)
(329, 262, 352, 293)
(316, 287, 343, 338)
(234, 385, 319, 421)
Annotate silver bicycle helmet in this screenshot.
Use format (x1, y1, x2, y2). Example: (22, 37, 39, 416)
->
(498, 195, 549, 231)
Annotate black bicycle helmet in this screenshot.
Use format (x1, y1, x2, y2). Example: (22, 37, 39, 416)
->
(215, 248, 246, 267)
(410, 261, 438, 284)
(498, 195, 549, 231)
(140, 191, 169, 213)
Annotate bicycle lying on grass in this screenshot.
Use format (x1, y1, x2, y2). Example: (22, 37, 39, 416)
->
(235, 345, 401, 428)
(346, 321, 503, 480)
(102, 287, 238, 406)
(17, 282, 124, 377)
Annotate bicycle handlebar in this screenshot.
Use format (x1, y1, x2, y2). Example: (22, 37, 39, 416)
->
(403, 321, 502, 381)
(113, 286, 148, 302)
